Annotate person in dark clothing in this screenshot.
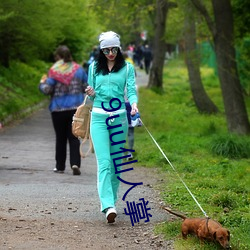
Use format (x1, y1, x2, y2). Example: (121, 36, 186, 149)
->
(88, 46, 99, 66)
(132, 45, 143, 69)
(39, 45, 88, 175)
(143, 44, 152, 74)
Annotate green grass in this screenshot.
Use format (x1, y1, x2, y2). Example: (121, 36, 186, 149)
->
(1, 57, 249, 249)
(0, 60, 50, 123)
(134, 58, 250, 250)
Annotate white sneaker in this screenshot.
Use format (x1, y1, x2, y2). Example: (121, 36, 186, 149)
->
(127, 153, 133, 161)
(72, 165, 81, 175)
(106, 207, 117, 223)
(53, 168, 64, 173)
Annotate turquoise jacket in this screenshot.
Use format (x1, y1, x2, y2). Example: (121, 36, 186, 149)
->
(87, 62, 138, 110)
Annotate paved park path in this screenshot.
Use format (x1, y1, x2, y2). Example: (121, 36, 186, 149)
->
(0, 70, 173, 250)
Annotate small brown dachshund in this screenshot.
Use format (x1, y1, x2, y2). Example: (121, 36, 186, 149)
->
(162, 207, 231, 249)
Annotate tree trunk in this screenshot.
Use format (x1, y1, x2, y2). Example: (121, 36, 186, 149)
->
(212, 0, 250, 134)
(184, 4, 218, 114)
(147, 0, 169, 89)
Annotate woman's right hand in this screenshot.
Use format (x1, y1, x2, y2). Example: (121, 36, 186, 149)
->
(85, 86, 95, 97)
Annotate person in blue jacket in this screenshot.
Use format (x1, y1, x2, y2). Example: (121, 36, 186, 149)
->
(85, 31, 138, 223)
(39, 45, 88, 176)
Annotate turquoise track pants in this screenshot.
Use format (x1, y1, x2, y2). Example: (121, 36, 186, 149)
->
(90, 111, 128, 212)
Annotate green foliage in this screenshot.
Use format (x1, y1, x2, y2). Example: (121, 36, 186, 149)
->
(232, 0, 250, 39)
(165, 2, 184, 44)
(0, 0, 100, 66)
(236, 37, 250, 95)
(154, 221, 181, 240)
(210, 191, 238, 209)
(135, 58, 250, 249)
(0, 60, 49, 122)
(165, 0, 213, 45)
(92, 0, 155, 45)
(210, 134, 250, 159)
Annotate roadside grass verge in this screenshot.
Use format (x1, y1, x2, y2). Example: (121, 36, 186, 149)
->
(0, 60, 50, 124)
(134, 58, 250, 250)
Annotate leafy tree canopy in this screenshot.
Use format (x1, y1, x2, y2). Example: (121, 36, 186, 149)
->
(0, 0, 100, 66)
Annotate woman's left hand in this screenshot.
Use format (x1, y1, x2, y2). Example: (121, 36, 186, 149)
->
(131, 103, 138, 116)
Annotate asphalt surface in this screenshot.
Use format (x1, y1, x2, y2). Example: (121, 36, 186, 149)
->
(0, 69, 172, 249)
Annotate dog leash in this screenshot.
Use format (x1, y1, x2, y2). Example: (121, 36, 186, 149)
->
(139, 118, 209, 218)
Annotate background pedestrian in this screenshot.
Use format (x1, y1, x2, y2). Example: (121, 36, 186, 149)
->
(39, 45, 88, 175)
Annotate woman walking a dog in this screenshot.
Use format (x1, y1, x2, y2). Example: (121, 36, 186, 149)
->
(85, 31, 138, 223)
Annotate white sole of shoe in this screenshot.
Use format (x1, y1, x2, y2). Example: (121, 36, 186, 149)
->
(106, 208, 117, 223)
(53, 168, 64, 173)
(72, 165, 81, 175)
(107, 212, 117, 223)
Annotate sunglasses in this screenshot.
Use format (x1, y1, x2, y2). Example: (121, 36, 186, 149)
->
(102, 47, 119, 55)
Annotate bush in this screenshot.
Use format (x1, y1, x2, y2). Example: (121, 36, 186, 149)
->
(210, 135, 250, 159)
(210, 191, 237, 209)
(0, 60, 49, 123)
